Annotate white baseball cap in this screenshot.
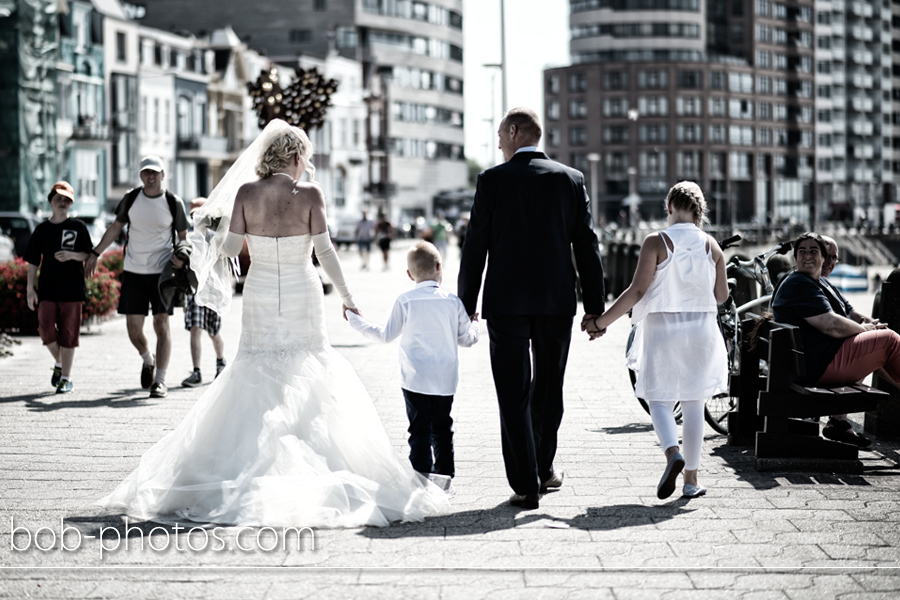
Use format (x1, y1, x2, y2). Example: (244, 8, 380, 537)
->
(140, 155, 165, 172)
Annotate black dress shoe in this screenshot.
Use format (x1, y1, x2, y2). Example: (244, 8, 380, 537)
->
(509, 493, 539, 509)
(540, 471, 565, 494)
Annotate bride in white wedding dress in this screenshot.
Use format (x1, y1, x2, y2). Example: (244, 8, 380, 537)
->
(97, 120, 448, 527)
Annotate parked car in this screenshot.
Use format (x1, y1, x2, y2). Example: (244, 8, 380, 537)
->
(0, 212, 42, 257)
(329, 216, 359, 249)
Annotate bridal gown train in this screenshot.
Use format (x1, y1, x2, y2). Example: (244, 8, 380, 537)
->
(98, 234, 449, 528)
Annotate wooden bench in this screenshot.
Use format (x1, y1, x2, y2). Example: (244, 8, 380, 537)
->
(747, 315, 889, 471)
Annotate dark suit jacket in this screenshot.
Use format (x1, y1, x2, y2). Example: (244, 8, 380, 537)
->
(457, 151, 605, 319)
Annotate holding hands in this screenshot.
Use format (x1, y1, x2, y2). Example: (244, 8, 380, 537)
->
(581, 313, 608, 340)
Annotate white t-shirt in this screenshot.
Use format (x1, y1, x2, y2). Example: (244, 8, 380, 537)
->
(121, 191, 177, 274)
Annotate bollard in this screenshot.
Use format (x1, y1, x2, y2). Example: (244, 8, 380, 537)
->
(867, 267, 900, 439)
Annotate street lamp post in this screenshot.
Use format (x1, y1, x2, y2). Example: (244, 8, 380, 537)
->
(483, 63, 503, 165)
(587, 152, 601, 227)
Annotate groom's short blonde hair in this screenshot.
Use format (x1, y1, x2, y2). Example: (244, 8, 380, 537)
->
(407, 241, 441, 279)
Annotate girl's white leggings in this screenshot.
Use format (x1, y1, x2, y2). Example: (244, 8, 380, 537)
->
(647, 399, 705, 471)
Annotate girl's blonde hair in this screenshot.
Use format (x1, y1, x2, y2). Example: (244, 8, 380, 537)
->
(256, 126, 315, 180)
(665, 180, 708, 226)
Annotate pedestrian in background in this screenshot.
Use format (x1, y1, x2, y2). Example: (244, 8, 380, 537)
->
(24, 181, 94, 394)
(375, 211, 394, 271)
(355, 209, 375, 270)
(180, 197, 227, 388)
(86, 155, 189, 399)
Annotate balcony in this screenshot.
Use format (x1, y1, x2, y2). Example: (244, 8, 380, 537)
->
(177, 135, 228, 157)
(70, 116, 111, 144)
(367, 136, 389, 154)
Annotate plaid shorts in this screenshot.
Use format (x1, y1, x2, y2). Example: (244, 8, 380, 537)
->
(184, 294, 222, 335)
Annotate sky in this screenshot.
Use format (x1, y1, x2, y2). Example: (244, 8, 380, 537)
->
(462, 0, 570, 168)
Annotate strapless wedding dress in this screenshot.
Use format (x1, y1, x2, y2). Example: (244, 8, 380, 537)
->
(97, 234, 448, 527)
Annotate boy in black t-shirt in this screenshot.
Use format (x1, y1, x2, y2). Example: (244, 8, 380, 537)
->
(24, 181, 94, 394)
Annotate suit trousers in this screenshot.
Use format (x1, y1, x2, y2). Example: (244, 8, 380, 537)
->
(487, 315, 572, 495)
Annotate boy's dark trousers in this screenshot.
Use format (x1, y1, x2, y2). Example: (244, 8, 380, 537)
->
(401, 389, 454, 477)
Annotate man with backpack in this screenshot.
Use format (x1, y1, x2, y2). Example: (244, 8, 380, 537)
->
(86, 156, 189, 398)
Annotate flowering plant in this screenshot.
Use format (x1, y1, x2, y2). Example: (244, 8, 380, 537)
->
(99, 247, 125, 279)
(0, 258, 38, 333)
(83, 265, 120, 320)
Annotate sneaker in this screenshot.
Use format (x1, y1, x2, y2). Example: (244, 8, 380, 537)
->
(215, 359, 226, 378)
(181, 370, 202, 388)
(149, 382, 167, 398)
(55, 379, 73, 394)
(141, 362, 156, 389)
(427, 473, 452, 491)
(51, 366, 62, 388)
(823, 419, 872, 448)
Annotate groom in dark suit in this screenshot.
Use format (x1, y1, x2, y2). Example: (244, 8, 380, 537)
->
(458, 107, 605, 509)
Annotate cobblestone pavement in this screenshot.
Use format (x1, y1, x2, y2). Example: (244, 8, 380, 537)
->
(2, 245, 899, 598)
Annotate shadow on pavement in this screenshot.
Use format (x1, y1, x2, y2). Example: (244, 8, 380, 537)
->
(360, 501, 695, 539)
(709, 441, 896, 490)
(589, 422, 655, 435)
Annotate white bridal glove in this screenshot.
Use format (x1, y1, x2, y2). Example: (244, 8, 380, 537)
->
(312, 232, 357, 310)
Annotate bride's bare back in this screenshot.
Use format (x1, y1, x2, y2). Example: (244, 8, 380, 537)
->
(229, 176, 328, 238)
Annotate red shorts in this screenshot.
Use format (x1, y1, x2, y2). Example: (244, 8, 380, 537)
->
(38, 301, 83, 348)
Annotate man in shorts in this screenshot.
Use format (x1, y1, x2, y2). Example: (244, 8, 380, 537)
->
(86, 156, 189, 398)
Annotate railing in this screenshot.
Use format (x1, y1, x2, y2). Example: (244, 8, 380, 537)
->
(71, 121, 110, 141)
(177, 135, 228, 154)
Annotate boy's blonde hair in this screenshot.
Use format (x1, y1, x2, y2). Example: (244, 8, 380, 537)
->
(665, 180, 708, 226)
(407, 241, 441, 279)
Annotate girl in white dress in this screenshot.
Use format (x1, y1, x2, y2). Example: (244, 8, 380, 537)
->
(589, 181, 728, 500)
(97, 120, 448, 527)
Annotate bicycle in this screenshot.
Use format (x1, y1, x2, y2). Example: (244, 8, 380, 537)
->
(627, 235, 793, 434)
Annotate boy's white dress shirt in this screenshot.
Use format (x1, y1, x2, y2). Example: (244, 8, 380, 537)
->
(347, 280, 479, 396)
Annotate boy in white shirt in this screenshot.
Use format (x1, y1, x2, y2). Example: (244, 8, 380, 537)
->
(348, 241, 479, 487)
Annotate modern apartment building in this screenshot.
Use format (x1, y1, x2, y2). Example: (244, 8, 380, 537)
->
(134, 0, 466, 219)
(547, 0, 891, 228)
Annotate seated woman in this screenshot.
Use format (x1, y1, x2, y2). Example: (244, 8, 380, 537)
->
(772, 232, 900, 447)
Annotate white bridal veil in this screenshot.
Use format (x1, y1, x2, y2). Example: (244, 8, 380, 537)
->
(188, 119, 308, 315)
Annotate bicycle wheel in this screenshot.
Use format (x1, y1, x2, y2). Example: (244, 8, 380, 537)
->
(705, 301, 741, 435)
(627, 325, 683, 422)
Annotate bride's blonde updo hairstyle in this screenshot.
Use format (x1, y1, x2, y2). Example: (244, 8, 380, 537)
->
(665, 180, 708, 227)
(255, 125, 316, 180)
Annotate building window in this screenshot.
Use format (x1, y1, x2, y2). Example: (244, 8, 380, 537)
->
(757, 127, 772, 145)
(758, 102, 772, 120)
(602, 71, 626, 90)
(602, 126, 629, 144)
(730, 152, 751, 178)
(757, 51, 771, 69)
(729, 99, 754, 120)
(569, 73, 587, 92)
(639, 151, 667, 177)
(709, 124, 726, 144)
(757, 76, 772, 95)
(569, 126, 588, 146)
(603, 97, 628, 117)
(116, 32, 127, 62)
(729, 73, 753, 93)
(676, 124, 703, 143)
(637, 96, 668, 116)
(569, 99, 587, 119)
(637, 69, 668, 89)
(710, 71, 725, 90)
(678, 70, 702, 89)
(547, 101, 560, 120)
(290, 29, 312, 43)
(638, 124, 668, 143)
(729, 125, 754, 146)
(548, 128, 560, 147)
(709, 97, 726, 117)
(547, 75, 559, 94)
(676, 96, 703, 116)
(676, 150, 702, 178)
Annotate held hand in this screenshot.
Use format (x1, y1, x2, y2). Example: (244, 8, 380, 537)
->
(54, 250, 78, 262)
(588, 327, 607, 341)
(342, 304, 361, 321)
(581, 314, 600, 332)
(470, 312, 479, 322)
(171, 255, 185, 269)
(84, 254, 99, 277)
(26, 287, 38, 311)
